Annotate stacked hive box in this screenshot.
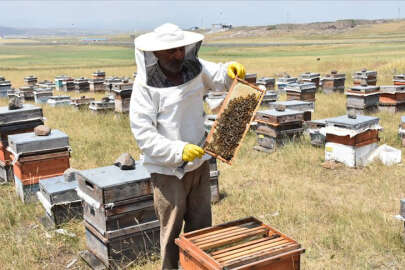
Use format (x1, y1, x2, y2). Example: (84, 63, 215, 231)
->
(276, 75, 297, 91)
(285, 82, 316, 102)
(254, 107, 304, 152)
(300, 72, 320, 89)
(175, 217, 305, 270)
(321, 70, 346, 94)
(89, 79, 105, 92)
(37, 171, 83, 228)
(346, 84, 380, 115)
(61, 78, 75, 92)
(104, 77, 122, 93)
(37, 80, 55, 90)
(71, 96, 95, 110)
(19, 86, 34, 101)
(398, 116, 405, 147)
(112, 80, 133, 113)
(260, 91, 278, 107)
(89, 97, 115, 113)
(378, 85, 405, 113)
(74, 77, 90, 92)
(0, 104, 43, 183)
(0, 79, 12, 97)
(244, 73, 257, 85)
(256, 77, 275, 91)
(352, 69, 377, 85)
(9, 129, 70, 203)
(393, 74, 405, 85)
(77, 162, 160, 268)
(33, 88, 53, 104)
(307, 119, 328, 147)
(268, 100, 314, 121)
(47, 96, 71, 107)
(324, 115, 380, 167)
(92, 70, 106, 80)
(24, 75, 38, 86)
(54, 75, 72, 91)
(208, 157, 220, 203)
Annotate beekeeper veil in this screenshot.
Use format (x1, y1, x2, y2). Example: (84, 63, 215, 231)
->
(134, 23, 204, 87)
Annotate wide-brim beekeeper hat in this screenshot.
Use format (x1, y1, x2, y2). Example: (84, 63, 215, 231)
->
(135, 23, 204, 52)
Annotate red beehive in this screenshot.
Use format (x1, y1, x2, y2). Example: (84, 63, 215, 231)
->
(175, 217, 305, 270)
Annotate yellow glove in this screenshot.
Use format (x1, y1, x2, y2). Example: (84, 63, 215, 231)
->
(227, 62, 246, 79)
(182, 144, 205, 162)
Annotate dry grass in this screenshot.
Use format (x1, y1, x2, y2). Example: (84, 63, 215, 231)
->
(1, 21, 405, 269)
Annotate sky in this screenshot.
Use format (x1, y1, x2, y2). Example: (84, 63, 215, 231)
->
(1, 1, 405, 32)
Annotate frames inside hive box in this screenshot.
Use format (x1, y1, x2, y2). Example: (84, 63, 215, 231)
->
(204, 77, 265, 164)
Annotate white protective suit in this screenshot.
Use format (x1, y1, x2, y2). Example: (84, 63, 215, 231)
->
(130, 24, 232, 179)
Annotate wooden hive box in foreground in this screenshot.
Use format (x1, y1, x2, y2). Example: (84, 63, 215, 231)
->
(175, 217, 305, 270)
(77, 161, 160, 268)
(8, 129, 70, 202)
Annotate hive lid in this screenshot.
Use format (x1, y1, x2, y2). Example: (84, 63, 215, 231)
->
(285, 82, 316, 92)
(277, 77, 297, 83)
(257, 77, 275, 84)
(77, 163, 150, 188)
(301, 72, 320, 79)
(0, 104, 43, 126)
(257, 108, 304, 117)
(39, 175, 77, 195)
(8, 129, 69, 154)
(48, 96, 71, 101)
(272, 100, 312, 106)
(380, 85, 405, 93)
(325, 115, 379, 129)
(350, 85, 380, 92)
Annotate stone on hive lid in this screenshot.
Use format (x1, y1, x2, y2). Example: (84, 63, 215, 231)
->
(347, 111, 357, 119)
(34, 125, 51, 136)
(275, 104, 286, 112)
(114, 153, 136, 170)
(64, 168, 79, 182)
(8, 97, 23, 110)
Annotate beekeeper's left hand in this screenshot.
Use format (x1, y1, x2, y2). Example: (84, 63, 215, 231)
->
(227, 62, 246, 79)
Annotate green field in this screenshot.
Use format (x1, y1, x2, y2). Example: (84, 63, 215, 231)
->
(1, 21, 405, 269)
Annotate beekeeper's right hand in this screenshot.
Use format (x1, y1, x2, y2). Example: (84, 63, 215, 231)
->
(182, 144, 205, 162)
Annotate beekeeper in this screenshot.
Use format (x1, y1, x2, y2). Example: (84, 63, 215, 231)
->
(130, 23, 245, 270)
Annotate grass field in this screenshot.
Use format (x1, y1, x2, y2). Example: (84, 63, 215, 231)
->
(1, 20, 405, 269)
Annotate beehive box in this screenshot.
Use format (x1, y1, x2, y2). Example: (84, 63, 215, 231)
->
(112, 89, 132, 113)
(346, 92, 380, 109)
(379, 85, 405, 110)
(276, 76, 297, 91)
(245, 73, 257, 84)
(285, 83, 316, 102)
(89, 79, 105, 92)
(255, 122, 303, 139)
(54, 75, 72, 91)
(37, 175, 82, 227)
(256, 77, 275, 91)
(307, 119, 328, 147)
(393, 74, 405, 85)
(92, 70, 106, 80)
(204, 78, 265, 164)
(0, 80, 12, 97)
(33, 88, 53, 104)
(112, 80, 132, 91)
(321, 71, 346, 93)
(84, 220, 160, 268)
(325, 142, 378, 167)
(83, 195, 156, 238)
(15, 175, 40, 203)
(352, 69, 377, 85)
(260, 91, 278, 106)
(104, 77, 123, 92)
(175, 217, 305, 270)
(47, 96, 71, 107)
(8, 129, 70, 187)
(89, 100, 115, 113)
(0, 159, 14, 183)
(74, 78, 90, 92)
(76, 164, 152, 205)
(24, 75, 38, 86)
(300, 72, 320, 88)
(37, 80, 55, 90)
(268, 100, 314, 121)
(70, 97, 95, 109)
(61, 80, 75, 92)
(19, 86, 34, 100)
(255, 109, 304, 126)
